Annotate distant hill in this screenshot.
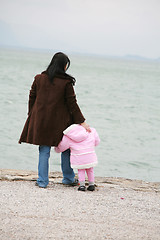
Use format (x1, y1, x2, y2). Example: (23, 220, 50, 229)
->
(124, 54, 150, 61)
(123, 54, 160, 61)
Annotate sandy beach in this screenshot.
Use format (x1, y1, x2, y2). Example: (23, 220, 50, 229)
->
(0, 169, 160, 240)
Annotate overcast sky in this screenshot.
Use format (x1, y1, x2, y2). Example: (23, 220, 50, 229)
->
(0, 0, 160, 58)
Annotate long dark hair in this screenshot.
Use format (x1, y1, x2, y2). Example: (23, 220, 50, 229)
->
(46, 52, 76, 85)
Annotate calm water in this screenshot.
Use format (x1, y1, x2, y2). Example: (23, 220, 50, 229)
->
(0, 48, 160, 182)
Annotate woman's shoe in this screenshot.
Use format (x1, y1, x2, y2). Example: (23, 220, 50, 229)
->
(87, 185, 95, 191)
(63, 178, 79, 186)
(78, 186, 86, 191)
(35, 182, 47, 188)
(70, 178, 79, 186)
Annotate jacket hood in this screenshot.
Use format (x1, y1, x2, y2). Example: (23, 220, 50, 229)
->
(63, 124, 89, 142)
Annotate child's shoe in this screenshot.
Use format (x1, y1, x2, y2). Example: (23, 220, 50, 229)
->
(78, 186, 86, 191)
(87, 185, 95, 191)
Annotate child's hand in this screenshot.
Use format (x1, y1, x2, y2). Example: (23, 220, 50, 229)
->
(80, 122, 91, 132)
(54, 147, 61, 153)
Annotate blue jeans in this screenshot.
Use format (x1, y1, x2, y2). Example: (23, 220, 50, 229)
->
(37, 146, 75, 187)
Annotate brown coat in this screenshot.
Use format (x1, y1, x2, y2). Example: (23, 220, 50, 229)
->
(19, 73, 85, 146)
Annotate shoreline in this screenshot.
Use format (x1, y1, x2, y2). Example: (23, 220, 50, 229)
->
(1, 169, 160, 240)
(0, 168, 160, 192)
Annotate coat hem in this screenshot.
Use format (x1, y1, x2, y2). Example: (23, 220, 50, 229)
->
(71, 161, 98, 169)
(18, 140, 58, 147)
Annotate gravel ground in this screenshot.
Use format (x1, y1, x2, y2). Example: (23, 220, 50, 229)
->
(0, 179, 160, 240)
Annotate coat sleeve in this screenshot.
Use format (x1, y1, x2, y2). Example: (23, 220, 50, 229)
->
(65, 82, 85, 123)
(54, 135, 70, 153)
(28, 78, 37, 115)
(94, 129, 100, 146)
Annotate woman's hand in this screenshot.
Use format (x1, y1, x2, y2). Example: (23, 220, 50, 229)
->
(80, 122, 91, 132)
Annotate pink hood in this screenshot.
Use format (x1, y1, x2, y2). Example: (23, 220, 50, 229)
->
(63, 124, 89, 142)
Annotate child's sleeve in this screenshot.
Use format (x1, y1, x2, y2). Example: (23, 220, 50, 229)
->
(94, 129, 100, 146)
(54, 135, 70, 153)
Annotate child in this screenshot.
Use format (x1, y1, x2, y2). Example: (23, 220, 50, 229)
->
(55, 124, 100, 191)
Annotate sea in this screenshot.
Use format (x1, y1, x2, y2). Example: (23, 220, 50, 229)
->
(0, 47, 160, 182)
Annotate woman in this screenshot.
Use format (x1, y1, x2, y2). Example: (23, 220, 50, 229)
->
(19, 52, 90, 188)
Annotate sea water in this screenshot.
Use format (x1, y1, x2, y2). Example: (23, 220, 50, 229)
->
(0, 48, 160, 182)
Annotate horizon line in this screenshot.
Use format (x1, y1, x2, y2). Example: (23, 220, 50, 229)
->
(0, 44, 159, 61)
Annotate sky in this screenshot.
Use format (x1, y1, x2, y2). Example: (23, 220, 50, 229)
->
(0, 0, 160, 59)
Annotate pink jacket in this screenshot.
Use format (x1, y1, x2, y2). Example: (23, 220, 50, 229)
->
(55, 124, 100, 169)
